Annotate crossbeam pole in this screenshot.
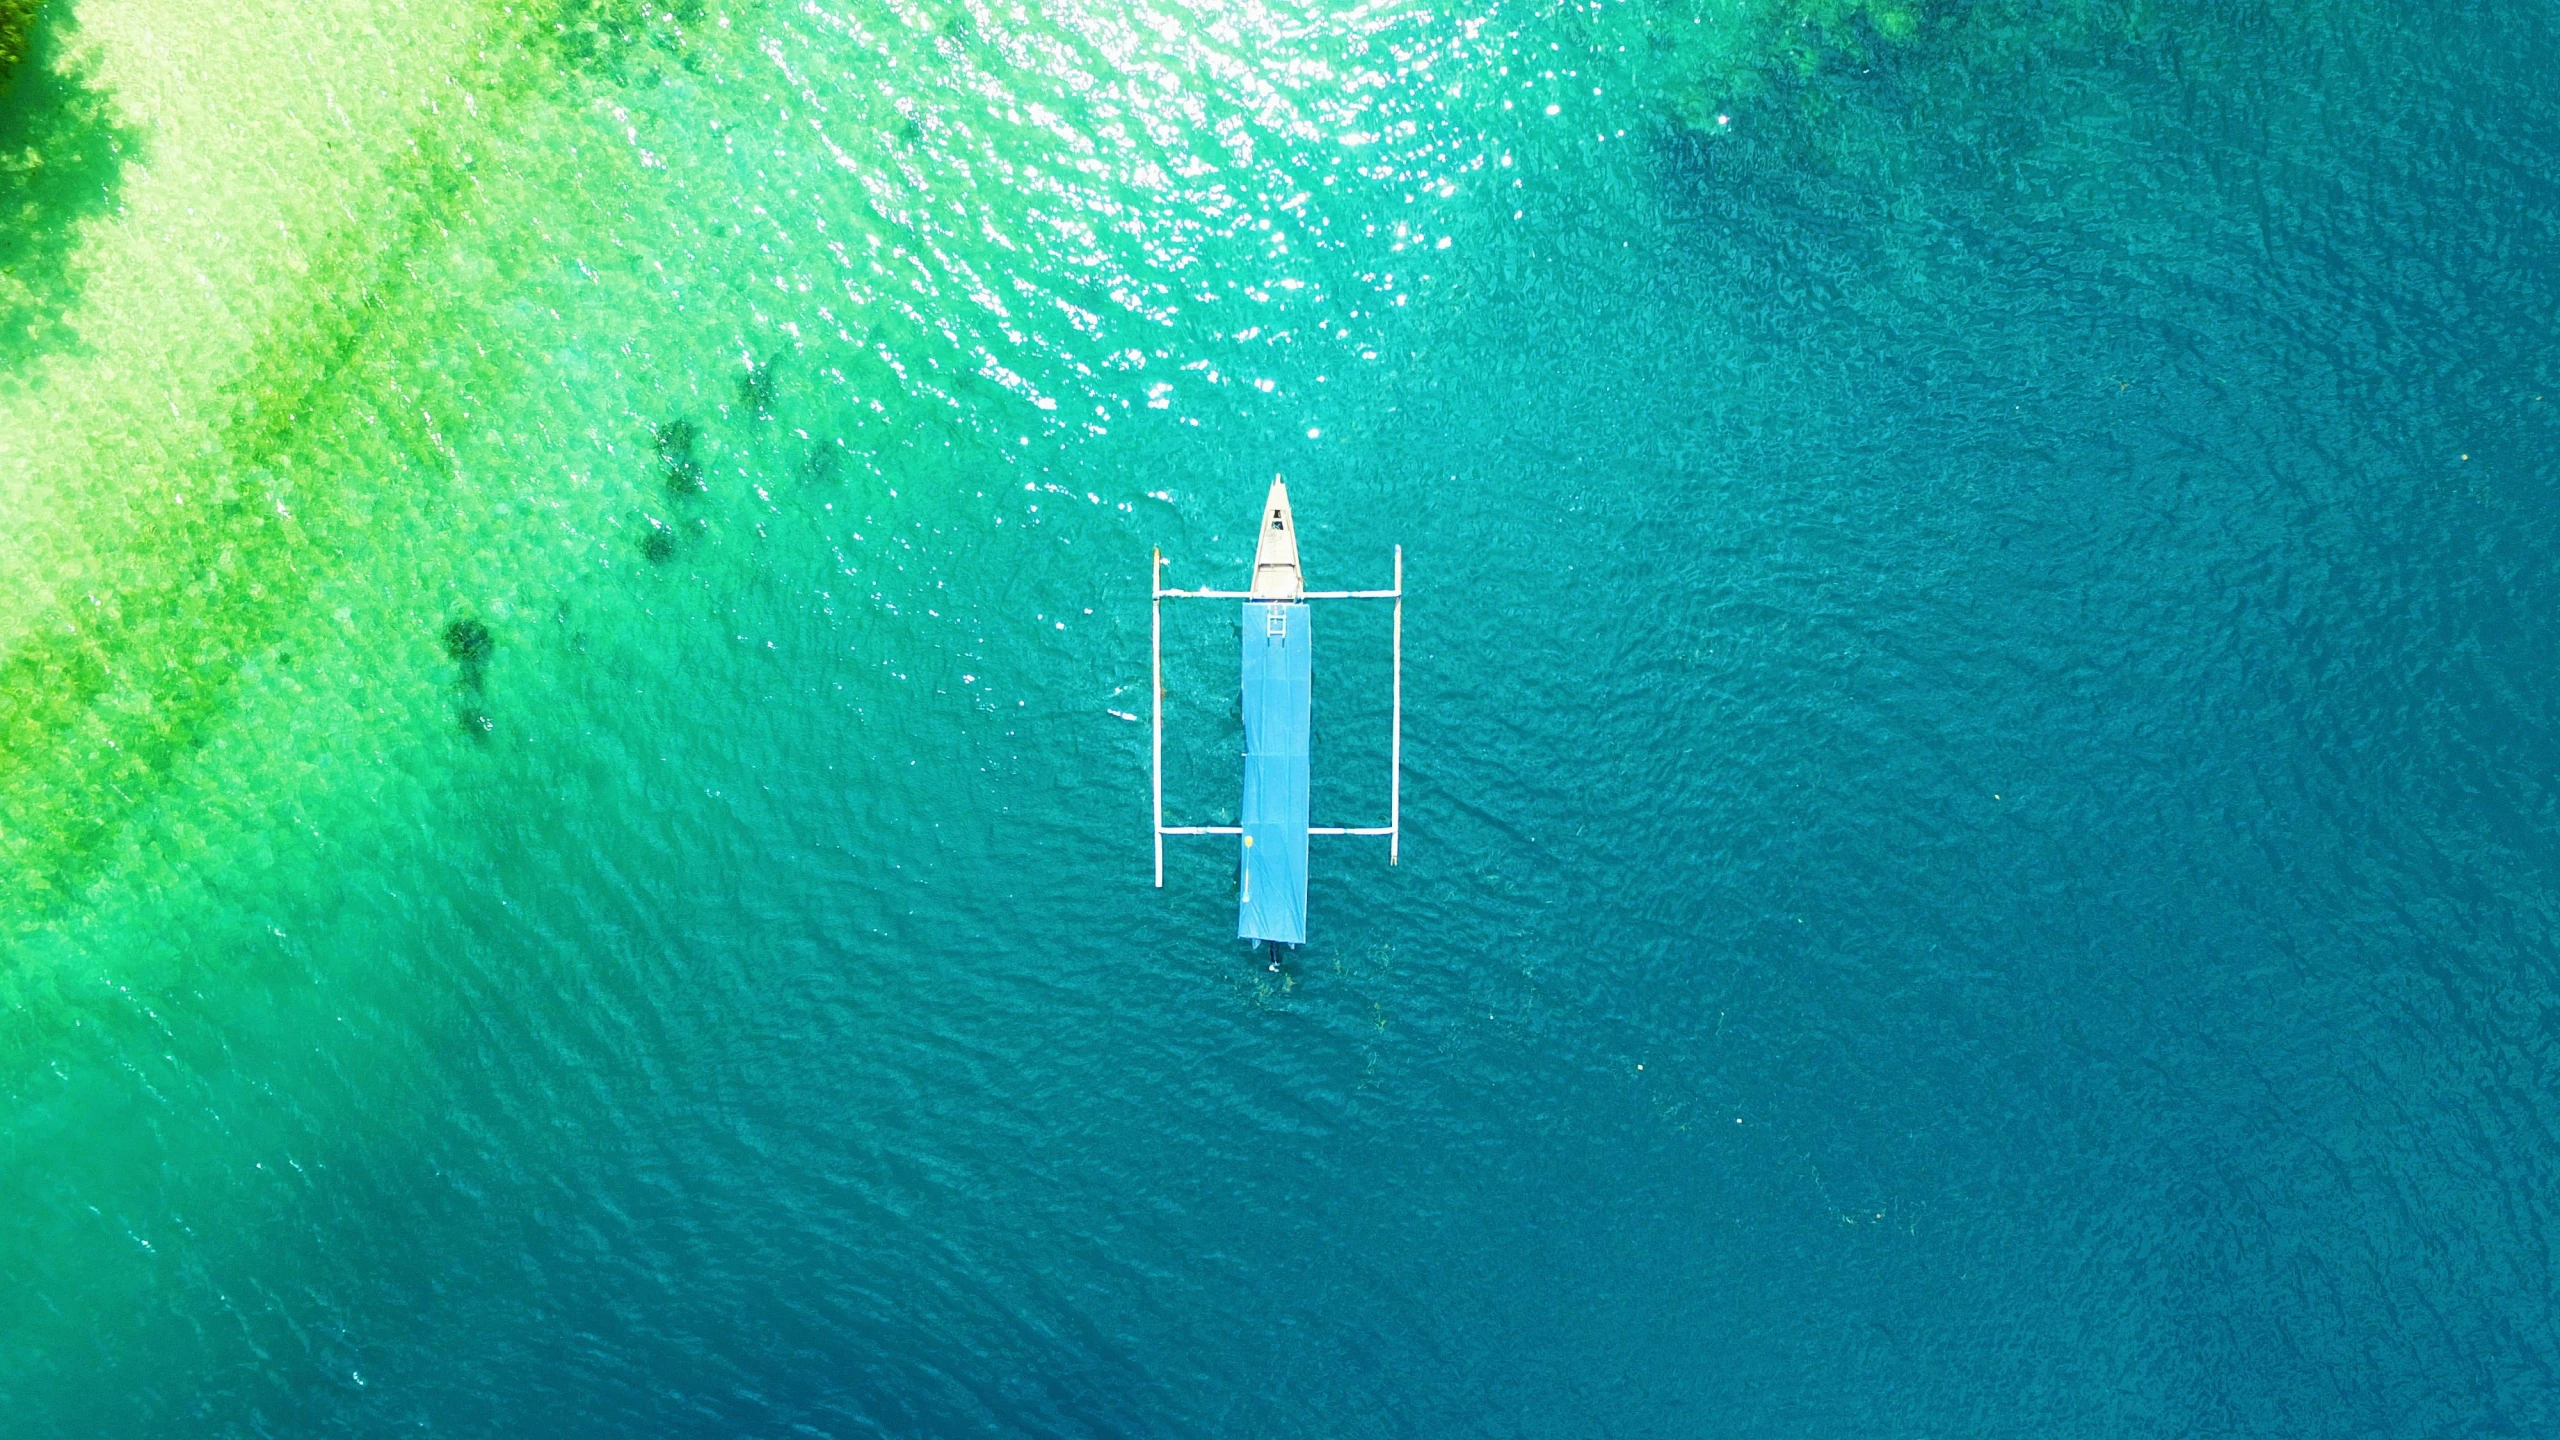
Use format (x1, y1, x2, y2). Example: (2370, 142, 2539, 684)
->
(1157, 589, 1399, 600)
(1161, 826, 1389, 836)
(1152, 548, 1164, 887)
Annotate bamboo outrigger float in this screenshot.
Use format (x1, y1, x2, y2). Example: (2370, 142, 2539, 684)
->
(1152, 477, 1402, 944)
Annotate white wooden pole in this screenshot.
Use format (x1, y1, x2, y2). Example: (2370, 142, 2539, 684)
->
(1152, 548, 1164, 887)
(1391, 545, 1402, 865)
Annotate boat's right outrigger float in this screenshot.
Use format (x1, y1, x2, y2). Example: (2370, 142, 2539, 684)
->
(1151, 477, 1402, 947)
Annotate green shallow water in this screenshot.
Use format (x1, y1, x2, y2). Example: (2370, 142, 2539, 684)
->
(5, 0, 2560, 1433)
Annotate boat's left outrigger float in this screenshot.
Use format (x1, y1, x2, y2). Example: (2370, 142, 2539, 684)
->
(1152, 476, 1402, 947)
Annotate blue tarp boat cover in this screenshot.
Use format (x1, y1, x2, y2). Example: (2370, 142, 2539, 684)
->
(1238, 601, 1311, 943)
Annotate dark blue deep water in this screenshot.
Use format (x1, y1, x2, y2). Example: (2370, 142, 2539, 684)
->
(4, 0, 2558, 1434)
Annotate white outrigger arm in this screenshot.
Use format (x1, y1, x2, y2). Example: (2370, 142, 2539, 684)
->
(1150, 480, 1402, 930)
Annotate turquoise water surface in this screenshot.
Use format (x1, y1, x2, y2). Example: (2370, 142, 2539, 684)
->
(4, 0, 2558, 1433)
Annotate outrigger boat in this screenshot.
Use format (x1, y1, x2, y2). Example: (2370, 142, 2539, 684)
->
(1237, 482, 1313, 941)
(1152, 478, 1402, 947)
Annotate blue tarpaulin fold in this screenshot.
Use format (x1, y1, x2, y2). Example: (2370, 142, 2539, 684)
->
(1238, 601, 1310, 943)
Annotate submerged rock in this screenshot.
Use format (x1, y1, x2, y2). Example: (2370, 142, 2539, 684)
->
(441, 617, 493, 665)
(656, 418, 703, 495)
(0, 0, 141, 367)
(738, 351, 781, 416)
(443, 616, 494, 691)
(0, 1, 35, 79)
